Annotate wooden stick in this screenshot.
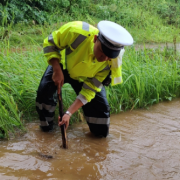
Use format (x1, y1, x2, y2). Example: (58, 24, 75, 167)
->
(58, 89, 68, 149)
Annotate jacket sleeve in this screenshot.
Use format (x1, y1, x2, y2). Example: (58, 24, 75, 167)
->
(43, 23, 79, 64)
(78, 65, 110, 103)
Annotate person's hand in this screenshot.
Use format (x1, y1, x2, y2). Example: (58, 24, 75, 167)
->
(58, 114, 70, 130)
(50, 58, 64, 94)
(52, 67, 64, 94)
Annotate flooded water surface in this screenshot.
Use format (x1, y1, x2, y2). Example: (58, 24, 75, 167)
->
(0, 99, 180, 180)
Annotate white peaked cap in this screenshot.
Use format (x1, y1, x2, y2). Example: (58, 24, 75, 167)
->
(97, 20, 133, 47)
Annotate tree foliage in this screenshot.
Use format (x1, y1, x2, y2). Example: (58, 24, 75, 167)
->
(0, 0, 90, 25)
(0, 0, 52, 25)
(0, 0, 180, 27)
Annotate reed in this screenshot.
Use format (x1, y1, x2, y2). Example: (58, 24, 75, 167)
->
(107, 47, 180, 113)
(0, 44, 179, 137)
(1, 0, 180, 137)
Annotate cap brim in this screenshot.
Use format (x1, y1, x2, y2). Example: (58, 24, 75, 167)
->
(101, 43, 120, 59)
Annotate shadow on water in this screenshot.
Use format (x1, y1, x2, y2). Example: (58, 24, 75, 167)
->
(0, 99, 180, 179)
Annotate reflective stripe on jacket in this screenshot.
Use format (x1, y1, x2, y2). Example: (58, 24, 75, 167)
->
(43, 21, 123, 102)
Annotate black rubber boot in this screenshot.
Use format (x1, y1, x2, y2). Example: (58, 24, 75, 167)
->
(40, 121, 54, 132)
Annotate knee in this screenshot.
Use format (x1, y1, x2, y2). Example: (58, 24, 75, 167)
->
(105, 104, 110, 113)
(88, 123, 109, 138)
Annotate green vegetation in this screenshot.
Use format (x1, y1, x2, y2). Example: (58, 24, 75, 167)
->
(108, 47, 180, 112)
(0, 0, 180, 138)
(0, 0, 180, 45)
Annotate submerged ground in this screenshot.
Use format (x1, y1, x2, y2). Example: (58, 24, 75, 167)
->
(0, 98, 179, 180)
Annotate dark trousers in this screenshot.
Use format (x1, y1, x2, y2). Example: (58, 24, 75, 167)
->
(36, 64, 110, 137)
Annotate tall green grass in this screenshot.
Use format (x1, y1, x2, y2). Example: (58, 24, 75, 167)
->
(0, 45, 45, 137)
(0, 44, 179, 137)
(1, 0, 180, 48)
(106, 47, 180, 113)
(0, 0, 180, 138)
(0, 87, 26, 138)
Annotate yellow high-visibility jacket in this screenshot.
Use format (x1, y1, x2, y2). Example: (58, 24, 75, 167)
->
(43, 21, 123, 102)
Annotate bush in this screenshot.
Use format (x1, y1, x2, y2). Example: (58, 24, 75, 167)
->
(1, 0, 180, 28)
(0, 0, 53, 25)
(156, 2, 179, 25)
(0, 0, 92, 25)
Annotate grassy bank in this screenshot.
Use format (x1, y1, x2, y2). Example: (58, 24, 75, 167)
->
(0, 0, 180, 137)
(0, 0, 180, 47)
(0, 44, 179, 137)
(0, 14, 179, 49)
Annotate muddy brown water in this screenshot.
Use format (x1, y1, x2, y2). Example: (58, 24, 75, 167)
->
(0, 99, 180, 180)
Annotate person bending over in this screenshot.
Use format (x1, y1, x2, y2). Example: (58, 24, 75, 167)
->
(36, 20, 133, 137)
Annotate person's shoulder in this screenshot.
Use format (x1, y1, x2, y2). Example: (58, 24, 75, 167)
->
(66, 21, 99, 35)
